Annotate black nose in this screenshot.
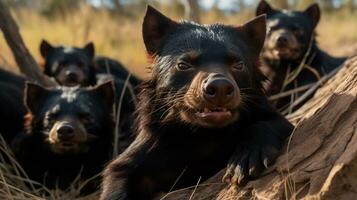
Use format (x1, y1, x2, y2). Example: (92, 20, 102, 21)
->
(57, 125, 75, 141)
(203, 77, 235, 106)
(276, 35, 288, 46)
(65, 71, 78, 81)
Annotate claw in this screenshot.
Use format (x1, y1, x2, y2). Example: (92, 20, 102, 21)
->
(222, 170, 233, 183)
(237, 174, 245, 185)
(224, 145, 279, 187)
(249, 166, 256, 176)
(263, 157, 270, 168)
(232, 174, 239, 184)
(261, 146, 279, 168)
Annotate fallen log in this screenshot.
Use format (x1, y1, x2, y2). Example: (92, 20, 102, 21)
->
(162, 55, 357, 200)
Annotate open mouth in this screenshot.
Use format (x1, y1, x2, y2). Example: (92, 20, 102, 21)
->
(274, 47, 291, 56)
(49, 141, 84, 154)
(195, 107, 233, 123)
(56, 142, 79, 151)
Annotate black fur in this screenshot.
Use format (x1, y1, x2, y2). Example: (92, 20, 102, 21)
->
(100, 6, 293, 200)
(256, 1, 346, 110)
(95, 56, 141, 88)
(40, 40, 141, 87)
(0, 69, 26, 142)
(12, 82, 115, 191)
(39, 41, 139, 149)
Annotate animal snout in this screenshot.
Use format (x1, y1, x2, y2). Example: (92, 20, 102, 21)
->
(57, 124, 75, 141)
(203, 75, 235, 106)
(65, 70, 78, 81)
(276, 34, 290, 46)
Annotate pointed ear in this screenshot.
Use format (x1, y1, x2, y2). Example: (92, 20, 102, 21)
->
(236, 15, 267, 57)
(83, 42, 95, 58)
(256, 0, 276, 17)
(92, 81, 115, 107)
(24, 82, 50, 113)
(142, 5, 179, 56)
(304, 3, 320, 28)
(40, 40, 54, 58)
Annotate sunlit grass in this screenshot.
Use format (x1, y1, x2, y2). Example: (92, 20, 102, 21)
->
(1, 5, 356, 76)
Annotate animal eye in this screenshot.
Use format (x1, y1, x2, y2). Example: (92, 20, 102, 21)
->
(176, 62, 193, 71)
(232, 61, 245, 71)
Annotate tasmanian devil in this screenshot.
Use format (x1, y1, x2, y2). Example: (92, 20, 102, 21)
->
(39, 40, 140, 87)
(0, 68, 26, 142)
(100, 6, 293, 200)
(40, 41, 140, 145)
(256, 0, 345, 110)
(12, 81, 115, 191)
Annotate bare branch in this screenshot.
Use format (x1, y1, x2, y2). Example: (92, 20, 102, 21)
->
(0, 1, 52, 85)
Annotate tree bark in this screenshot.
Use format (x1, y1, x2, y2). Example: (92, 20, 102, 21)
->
(0, 1, 52, 85)
(161, 56, 357, 200)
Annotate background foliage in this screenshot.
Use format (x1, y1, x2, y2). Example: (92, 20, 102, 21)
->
(0, 0, 356, 78)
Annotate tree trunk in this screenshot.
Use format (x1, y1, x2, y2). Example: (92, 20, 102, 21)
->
(184, 0, 200, 23)
(161, 56, 357, 200)
(0, 1, 52, 85)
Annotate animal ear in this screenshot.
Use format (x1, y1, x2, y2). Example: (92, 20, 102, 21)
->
(92, 81, 115, 107)
(83, 42, 95, 59)
(236, 15, 267, 58)
(304, 3, 320, 28)
(142, 5, 179, 56)
(256, 0, 276, 16)
(24, 82, 50, 113)
(40, 40, 54, 58)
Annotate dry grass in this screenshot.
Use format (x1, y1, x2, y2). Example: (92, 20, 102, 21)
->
(0, 133, 101, 200)
(317, 12, 357, 56)
(1, 5, 356, 76)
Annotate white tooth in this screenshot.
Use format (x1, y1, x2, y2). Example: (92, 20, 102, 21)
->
(204, 108, 210, 113)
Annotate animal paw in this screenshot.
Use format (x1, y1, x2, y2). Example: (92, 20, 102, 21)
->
(222, 145, 279, 186)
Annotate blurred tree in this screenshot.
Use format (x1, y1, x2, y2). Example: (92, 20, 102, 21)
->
(236, 0, 246, 11)
(320, 0, 335, 12)
(111, 0, 124, 13)
(343, 0, 356, 12)
(183, 0, 200, 23)
(41, 0, 83, 18)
